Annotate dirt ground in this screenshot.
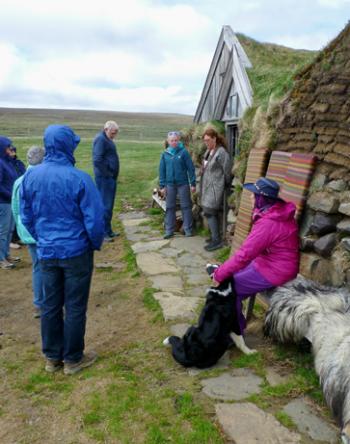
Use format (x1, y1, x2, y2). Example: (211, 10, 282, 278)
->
(0, 237, 173, 443)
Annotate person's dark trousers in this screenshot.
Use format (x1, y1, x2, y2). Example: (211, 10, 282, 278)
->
(205, 211, 222, 243)
(165, 184, 193, 235)
(40, 250, 94, 363)
(95, 176, 117, 237)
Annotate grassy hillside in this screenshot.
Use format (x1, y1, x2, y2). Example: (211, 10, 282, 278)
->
(238, 33, 317, 109)
(0, 108, 193, 141)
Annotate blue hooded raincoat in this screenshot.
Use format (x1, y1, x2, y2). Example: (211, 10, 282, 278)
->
(20, 125, 105, 259)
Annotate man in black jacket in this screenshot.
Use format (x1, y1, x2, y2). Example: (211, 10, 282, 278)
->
(92, 121, 120, 242)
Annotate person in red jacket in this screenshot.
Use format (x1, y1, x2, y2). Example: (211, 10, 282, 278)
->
(211, 177, 300, 334)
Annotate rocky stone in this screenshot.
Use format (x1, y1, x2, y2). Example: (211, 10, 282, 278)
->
(330, 250, 348, 286)
(153, 292, 201, 321)
(307, 192, 340, 214)
(299, 208, 314, 237)
(337, 218, 350, 234)
(314, 233, 337, 257)
(131, 239, 170, 254)
(201, 369, 263, 401)
(310, 173, 327, 191)
(339, 203, 350, 216)
(300, 254, 332, 285)
(148, 274, 184, 294)
(136, 252, 179, 275)
(310, 212, 341, 235)
(283, 398, 337, 443)
(341, 237, 350, 252)
(326, 179, 347, 192)
(216, 403, 301, 444)
(300, 236, 316, 252)
(227, 209, 236, 224)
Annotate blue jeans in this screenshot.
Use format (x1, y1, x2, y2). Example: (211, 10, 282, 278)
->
(165, 184, 193, 235)
(0, 203, 15, 260)
(95, 176, 117, 236)
(28, 244, 44, 309)
(39, 250, 94, 363)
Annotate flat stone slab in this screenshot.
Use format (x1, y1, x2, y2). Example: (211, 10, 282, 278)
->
(283, 398, 337, 443)
(119, 212, 147, 220)
(95, 261, 124, 270)
(131, 239, 170, 254)
(216, 403, 301, 444)
(170, 236, 215, 257)
(176, 253, 206, 268)
(136, 252, 179, 275)
(185, 285, 209, 298)
(266, 367, 290, 387)
(122, 218, 150, 227)
(188, 352, 231, 375)
(169, 323, 191, 337)
(159, 247, 182, 258)
(153, 292, 201, 321)
(201, 369, 263, 401)
(149, 274, 184, 294)
(125, 232, 148, 242)
(185, 271, 211, 286)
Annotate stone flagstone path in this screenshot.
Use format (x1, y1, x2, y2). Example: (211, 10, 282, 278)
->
(120, 211, 339, 444)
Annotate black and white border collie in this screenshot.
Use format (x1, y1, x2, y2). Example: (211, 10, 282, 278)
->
(163, 267, 256, 369)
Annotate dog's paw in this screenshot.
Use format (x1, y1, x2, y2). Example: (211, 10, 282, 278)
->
(244, 347, 258, 355)
(163, 337, 171, 346)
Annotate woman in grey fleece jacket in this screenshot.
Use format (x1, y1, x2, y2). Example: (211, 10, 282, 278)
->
(200, 128, 232, 251)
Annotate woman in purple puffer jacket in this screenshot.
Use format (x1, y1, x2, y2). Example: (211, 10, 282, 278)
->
(212, 177, 300, 334)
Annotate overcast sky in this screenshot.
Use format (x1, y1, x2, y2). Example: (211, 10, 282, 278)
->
(0, 0, 349, 115)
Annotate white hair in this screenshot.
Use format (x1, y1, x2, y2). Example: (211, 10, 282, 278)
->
(104, 121, 119, 131)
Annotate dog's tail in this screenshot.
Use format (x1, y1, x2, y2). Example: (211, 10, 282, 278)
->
(263, 275, 349, 344)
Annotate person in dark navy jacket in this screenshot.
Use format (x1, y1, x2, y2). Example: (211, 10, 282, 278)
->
(0, 136, 19, 269)
(92, 121, 120, 242)
(21, 125, 105, 375)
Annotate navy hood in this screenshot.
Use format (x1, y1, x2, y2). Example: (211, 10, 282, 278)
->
(0, 136, 13, 159)
(43, 125, 80, 165)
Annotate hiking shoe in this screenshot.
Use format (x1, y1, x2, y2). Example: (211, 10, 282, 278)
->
(163, 233, 174, 239)
(184, 232, 194, 237)
(6, 256, 21, 263)
(109, 231, 120, 238)
(0, 259, 15, 270)
(206, 263, 219, 277)
(45, 359, 64, 373)
(64, 351, 98, 375)
(104, 236, 114, 243)
(33, 307, 41, 318)
(204, 240, 224, 252)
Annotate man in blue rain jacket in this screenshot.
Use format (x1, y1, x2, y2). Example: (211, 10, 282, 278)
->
(21, 125, 105, 375)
